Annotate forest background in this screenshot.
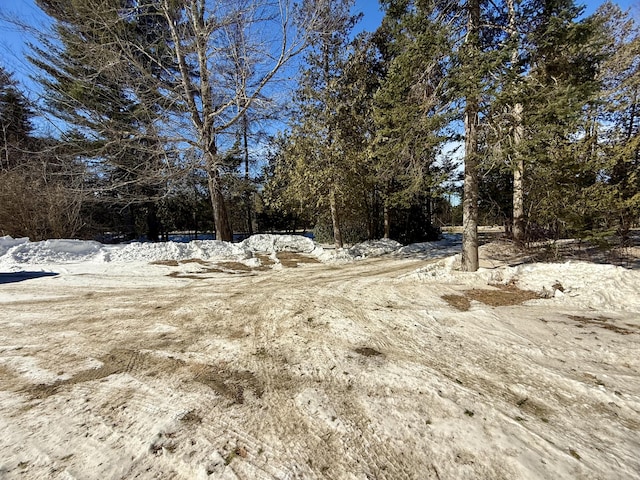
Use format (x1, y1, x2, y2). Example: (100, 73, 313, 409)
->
(0, 0, 638, 272)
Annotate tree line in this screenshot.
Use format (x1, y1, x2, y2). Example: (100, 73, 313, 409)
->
(0, 0, 638, 271)
(266, 0, 639, 270)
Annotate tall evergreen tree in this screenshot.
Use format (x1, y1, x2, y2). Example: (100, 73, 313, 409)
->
(460, 0, 482, 271)
(587, 2, 640, 240)
(0, 67, 33, 170)
(30, 0, 176, 240)
(373, 0, 452, 243)
(518, 0, 604, 239)
(270, 0, 359, 248)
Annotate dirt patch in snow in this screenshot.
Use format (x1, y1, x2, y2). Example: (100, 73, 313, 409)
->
(156, 254, 320, 277)
(441, 293, 473, 311)
(24, 349, 187, 400)
(151, 258, 212, 267)
(190, 362, 264, 404)
(567, 315, 637, 335)
(216, 261, 254, 272)
(442, 284, 541, 311)
(354, 347, 383, 357)
(167, 268, 224, 279)
(276, 251, 321, 267)
(24, 349, 266, 408)
(254, 254, 276, 270)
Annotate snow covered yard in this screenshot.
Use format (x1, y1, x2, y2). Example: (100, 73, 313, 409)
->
(0, 235, 639, 479)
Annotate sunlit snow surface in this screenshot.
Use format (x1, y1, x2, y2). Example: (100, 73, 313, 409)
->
(1, 233, 639, 479)
(0, 234, 462, 267)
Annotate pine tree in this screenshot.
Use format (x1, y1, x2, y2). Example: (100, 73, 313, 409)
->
(518, 0, 604, 239)
(271, 0, 360, 248)
(0, 67, 33, 170)
(372, 0, 452, 243)
(589, 2, 640, 240)
(30, 0, 175, 240)
(479, 0, 605, 242)
(460, 0, 482, 271)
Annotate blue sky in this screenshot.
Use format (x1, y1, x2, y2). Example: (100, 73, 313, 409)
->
(0, 0, 636, 109)
(2, 0, 636, 77)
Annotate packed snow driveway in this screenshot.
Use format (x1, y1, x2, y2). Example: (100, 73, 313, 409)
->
(0, 236, 639, 479)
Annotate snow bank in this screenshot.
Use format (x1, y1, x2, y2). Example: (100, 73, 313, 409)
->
(6, 239, 103, 264)
(395, 234, 461, 259)
(493, 261, 640, 312)
(0, 234, 323, 268)
(0, 234, 464, 268)
(415, 258, 640, 312)
(317, 235, 461, 263)
(103, 240, 250, 263)
(348, 238, 402, 258)
(240, 234, 317, 254)
(0, 236, 31, 257)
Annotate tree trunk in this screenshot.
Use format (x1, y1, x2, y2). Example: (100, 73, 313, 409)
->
(206, 151, 233, 242)
(462, 0, 480, 272)
(462, 104, 479, 271)
(512, 102, 525, 244)
(329, 185, 343, 248)
(507, 0, 525, 245)
(146, 202, 160, 242)
(243, 114, 253, 235)
(383, 204, 390, 239)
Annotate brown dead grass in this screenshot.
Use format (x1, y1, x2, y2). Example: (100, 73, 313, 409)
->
(150, 259, 180, 266)
(168, 269, 223, 279)
(217, 262, 253, 272)
(190, 363, 264, 404)
(25, 349, 186, 400)
(568, 315, 636, 335)
(276, 252, 320, 268)
(354, 347, 383, 357)
(443, 285, 541, 311)
(24, 350, 265, 405)
(442, 294, 472, 311)
(155, 253, 319, 276)
(151, 258, 212, 267)
(255, 254, 276, 271)
(180, 258, 211, 265)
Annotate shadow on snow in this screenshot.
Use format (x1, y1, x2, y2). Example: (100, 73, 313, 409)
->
(0, 271, 59, 284)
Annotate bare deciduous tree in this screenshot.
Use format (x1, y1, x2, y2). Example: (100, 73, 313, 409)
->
(29, 0, 320, 241)
(130, 0, 316, 241)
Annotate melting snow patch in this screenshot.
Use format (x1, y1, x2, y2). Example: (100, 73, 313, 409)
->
(5, 239, 103, 264)
(241, 234, 317, 254)
(346, 239, 402, 259)
(415, 258, 640, 312)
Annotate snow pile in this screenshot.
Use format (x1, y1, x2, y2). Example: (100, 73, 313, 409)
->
(320, 234, 463, 262)
(316, 238, 402, 263)
(0, 236, 252, 266)
(492, 261, 640, 312)
(103, 240, 250, 263)
(0, 236, 29, 257)
(240, 234, 318, 254)
(415, 256, 640, 312)
(6, 239, 104, 264)
(0, 234, 462, 268)
(346, 238, 402, 258)
(395, 233, 461, 259)
(0, 234, 330, 270)
(318, 233, 461, 262)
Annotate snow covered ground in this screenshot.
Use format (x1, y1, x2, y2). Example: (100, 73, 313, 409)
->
(0, 234, 639, 479)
